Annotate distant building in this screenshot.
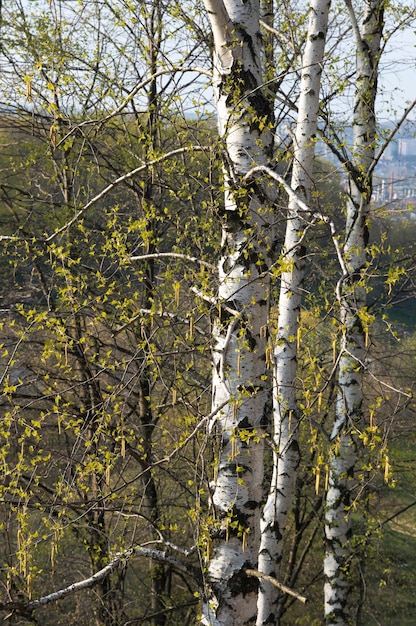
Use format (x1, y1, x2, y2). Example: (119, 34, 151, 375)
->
(398, 138, 416, 160)
(381, 140, 398, 160)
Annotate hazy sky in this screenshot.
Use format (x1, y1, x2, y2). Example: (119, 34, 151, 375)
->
(378, 25, 416, 121)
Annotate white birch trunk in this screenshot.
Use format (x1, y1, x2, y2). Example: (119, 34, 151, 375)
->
(324, 2, 384, 623)
(201, 1, 275, 623)
(257, 2, 331, 623)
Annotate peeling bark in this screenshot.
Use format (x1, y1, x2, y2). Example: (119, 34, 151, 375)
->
(201, 1, 275, 623)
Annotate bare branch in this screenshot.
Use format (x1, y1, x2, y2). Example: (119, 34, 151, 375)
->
(43, 146, 208, 242)
(244, 165, 348, 279)
(130, 252, 215, 271)
(0, 147, 210, 244)
(0, 546, 201, 616)
(57, 66, 213, 147)
(245, 569, 308, 604)
(369, 99, 416, 175)
(381, 500, 416, 527)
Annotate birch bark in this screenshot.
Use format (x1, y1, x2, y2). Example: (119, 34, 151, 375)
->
(257, 2, 331, 623)
(324, 2, 384, 624)
(201, 1, 275, 623)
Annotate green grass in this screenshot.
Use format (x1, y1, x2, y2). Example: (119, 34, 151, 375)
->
(283, 427, 416, 625)
(361, 527, 416, 625)
(360, 430, 416, 625)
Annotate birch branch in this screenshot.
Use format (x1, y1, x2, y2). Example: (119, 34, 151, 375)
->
(245, 165, 348, 279)
(0, 321, 35, 386)
(369, 99, 416, 176)
(381, 499, 416, 527)
(218, 316, 240, 383)
(245, 569, 308, 604)
(0, 148, 209, 245)
(72, 399, 230, 511)
(130, 252, 215, 271)
(57, 66, 213, 147)
(342, 347, 412, 399)
(0, 546, 201, 615)
(44, 146, 208, 242)
(191, 286, 240, 317)
(152, 399, 229, 465)
(244, 165, 312, 213)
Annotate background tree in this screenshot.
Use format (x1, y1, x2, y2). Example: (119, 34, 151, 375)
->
(0, 1, 215, 624)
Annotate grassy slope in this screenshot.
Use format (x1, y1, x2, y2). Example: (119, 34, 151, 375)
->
(361, 426, 416, 625)
(280, 412, 416, 625)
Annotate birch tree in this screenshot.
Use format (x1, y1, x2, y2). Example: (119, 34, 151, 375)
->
(257, 2, 331, 623)
(200, 1, 275, 623)
(324, 2, 385, 623)
(1, 1, 416, 624)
